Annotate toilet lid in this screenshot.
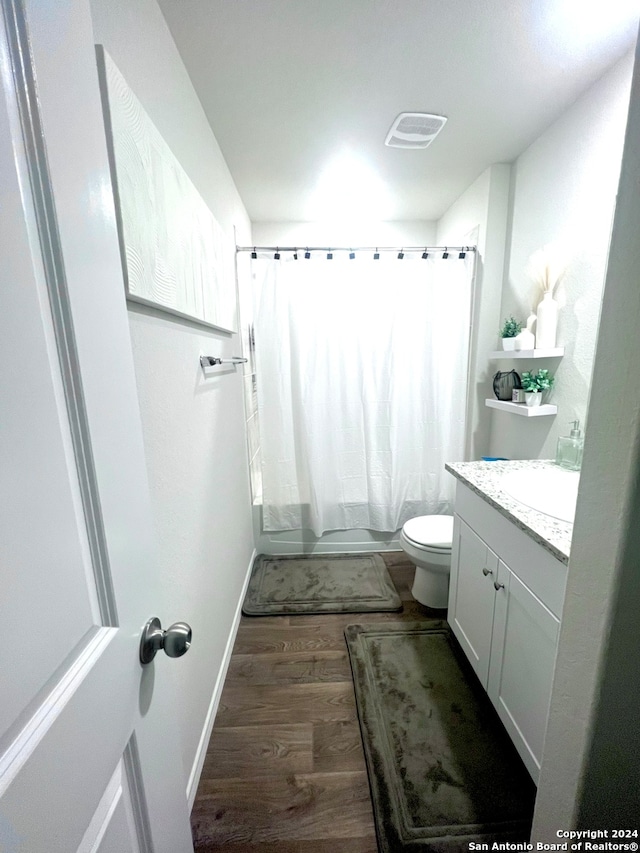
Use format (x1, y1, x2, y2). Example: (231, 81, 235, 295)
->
(403, 515, 454, 549)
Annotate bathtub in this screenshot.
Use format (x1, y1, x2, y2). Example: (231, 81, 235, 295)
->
(252, 500, 401, 555)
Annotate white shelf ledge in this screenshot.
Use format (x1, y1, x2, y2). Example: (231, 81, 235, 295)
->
(490, 347, 564, 360)
(485, 399, 558, 417)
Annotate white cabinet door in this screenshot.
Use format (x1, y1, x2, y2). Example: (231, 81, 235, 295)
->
(488, 561, 561, 782)
(0, 1, 193, 850)
(448, 517, 498, 686)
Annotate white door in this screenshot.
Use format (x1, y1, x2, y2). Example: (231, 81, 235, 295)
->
(488, 561, 560, 782)
(0, 1, 193, 850)
(448, 517, 498, 686)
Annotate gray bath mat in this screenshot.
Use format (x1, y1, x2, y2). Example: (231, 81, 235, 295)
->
(242, 553, 402, 616)
(345, 621, 536, 852)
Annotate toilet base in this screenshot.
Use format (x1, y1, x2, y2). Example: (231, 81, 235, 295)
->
(411, 565, 450, 609)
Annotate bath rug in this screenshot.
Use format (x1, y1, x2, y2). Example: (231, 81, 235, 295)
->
(242, 553, 402, 615)
(345, 621, 536, 852)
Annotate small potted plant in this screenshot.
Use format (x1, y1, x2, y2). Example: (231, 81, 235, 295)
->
(499, 316, 523, 351)
(521, 369, 555, 407)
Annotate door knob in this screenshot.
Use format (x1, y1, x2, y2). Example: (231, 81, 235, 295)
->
(482, 567, 493, 576)
(139, 617, 192, 664)
(493, 581, 505, 591)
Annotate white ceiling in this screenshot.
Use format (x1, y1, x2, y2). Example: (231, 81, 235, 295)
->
(157, 0, 638, 222)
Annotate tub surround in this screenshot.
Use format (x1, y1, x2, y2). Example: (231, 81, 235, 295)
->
(445, 459, 572, 564)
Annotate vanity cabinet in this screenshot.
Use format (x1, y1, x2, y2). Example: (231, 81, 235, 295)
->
(448, 482, 567, 783)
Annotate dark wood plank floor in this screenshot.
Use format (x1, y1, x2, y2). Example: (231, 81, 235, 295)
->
(191, 552, 445, 853)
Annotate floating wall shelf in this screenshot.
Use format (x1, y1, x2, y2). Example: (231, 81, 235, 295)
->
(485, 399, 557, 417)
(490, 347, 564, 360)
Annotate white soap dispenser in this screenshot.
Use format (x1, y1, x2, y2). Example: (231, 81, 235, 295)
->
(556, 420, 584, 471)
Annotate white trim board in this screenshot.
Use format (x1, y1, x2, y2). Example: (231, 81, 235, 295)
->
(186, 548, 256, 810)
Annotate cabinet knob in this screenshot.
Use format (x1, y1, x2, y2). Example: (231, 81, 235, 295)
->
(482, 567, 493, 576)
(493, 581, 505, 591)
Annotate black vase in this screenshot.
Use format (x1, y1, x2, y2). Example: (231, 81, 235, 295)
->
(493, 370, 522, 401)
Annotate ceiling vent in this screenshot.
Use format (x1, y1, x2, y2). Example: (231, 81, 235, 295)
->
(384, 112, 447, 149)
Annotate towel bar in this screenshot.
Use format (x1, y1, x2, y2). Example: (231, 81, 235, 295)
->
(200, 355, 247, 368)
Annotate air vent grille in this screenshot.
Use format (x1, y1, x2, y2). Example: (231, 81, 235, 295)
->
(385, 112, 447, 149)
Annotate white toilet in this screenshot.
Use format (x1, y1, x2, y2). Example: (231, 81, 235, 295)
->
(399, 515, 454, 609)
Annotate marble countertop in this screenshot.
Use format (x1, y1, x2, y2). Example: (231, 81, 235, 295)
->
(445, 459, 573, 563)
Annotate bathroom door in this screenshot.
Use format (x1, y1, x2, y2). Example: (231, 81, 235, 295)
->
(0, 0, 193, 850)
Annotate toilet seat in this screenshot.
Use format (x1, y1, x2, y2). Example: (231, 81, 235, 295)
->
(402, 515, 453, 551)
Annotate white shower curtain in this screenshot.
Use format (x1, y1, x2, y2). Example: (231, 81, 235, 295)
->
(253, 252, 474, 535)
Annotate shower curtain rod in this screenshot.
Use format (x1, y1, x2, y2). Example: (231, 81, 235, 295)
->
(237, 245, 476, 254)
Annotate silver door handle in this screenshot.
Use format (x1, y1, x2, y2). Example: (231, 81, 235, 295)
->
(493, 581, 505, 591)
(482, 567, 493, 576)
(139, 617, 192, 664)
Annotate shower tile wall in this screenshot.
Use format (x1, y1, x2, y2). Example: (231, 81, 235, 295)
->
(237, 252, 262, 501)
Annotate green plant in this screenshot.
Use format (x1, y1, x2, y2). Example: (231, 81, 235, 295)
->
(499, 316, 523, 338)
(521, 369, 555, 393)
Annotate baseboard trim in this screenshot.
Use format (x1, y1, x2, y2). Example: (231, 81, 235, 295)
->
(186, 547, 256, 811)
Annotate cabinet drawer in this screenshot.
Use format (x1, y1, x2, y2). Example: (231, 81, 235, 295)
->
(455, 481, 567, 617)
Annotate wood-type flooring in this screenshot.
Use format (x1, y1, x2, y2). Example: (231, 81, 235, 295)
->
(191, 552, 445, 853)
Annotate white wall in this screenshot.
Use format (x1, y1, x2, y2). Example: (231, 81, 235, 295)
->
(489, 51, 634, 460)
(251, 220, 436, 249)
(437, 164, 512, 461)
(89, 0, 255, 803)
(533, 36, 640, 831)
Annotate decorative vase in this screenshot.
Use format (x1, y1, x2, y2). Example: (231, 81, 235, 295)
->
(513, 328, 535, 351)
(501, 337, 517, 351)
(535, 292, 558, 349)
(493, 370, 522, 401)
(525, 391, 541, 407)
